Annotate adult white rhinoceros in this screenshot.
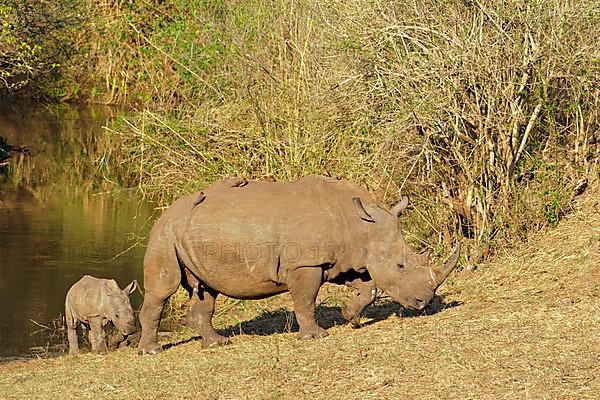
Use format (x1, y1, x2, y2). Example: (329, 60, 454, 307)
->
(137, 176, 459, 354)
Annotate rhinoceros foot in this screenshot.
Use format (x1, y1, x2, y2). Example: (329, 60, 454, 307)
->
(93, 347, 108, 355)
(137, 345, 163, 355)
(202, 333, 231, 349)
(298, 327, 329, 340)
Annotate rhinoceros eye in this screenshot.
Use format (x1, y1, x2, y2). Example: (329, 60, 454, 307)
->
(397, 263, 405, 269)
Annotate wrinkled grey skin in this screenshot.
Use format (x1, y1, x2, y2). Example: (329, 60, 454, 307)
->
(137, 176, 460, 354)
(65, 275, 138, 355)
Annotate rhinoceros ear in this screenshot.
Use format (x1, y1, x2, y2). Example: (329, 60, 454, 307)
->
(353, 197, 376, 223)
(123, 280, 138, 296)
(418, 249, 432, 263)
(390, 195, 409, 217)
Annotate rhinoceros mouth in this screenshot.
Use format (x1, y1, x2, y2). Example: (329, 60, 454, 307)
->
(382, 289, 430, 312)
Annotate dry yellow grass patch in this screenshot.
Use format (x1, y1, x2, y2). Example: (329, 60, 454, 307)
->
(1, 187, 598, 399)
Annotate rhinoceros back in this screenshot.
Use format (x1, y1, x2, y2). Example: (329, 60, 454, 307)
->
(173, 176, 371, 298)
(65, 275, 119, 323)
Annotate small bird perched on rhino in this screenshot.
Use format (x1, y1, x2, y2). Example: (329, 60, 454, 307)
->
(65, 275, 138, 355)
(137, 175, 460, 355)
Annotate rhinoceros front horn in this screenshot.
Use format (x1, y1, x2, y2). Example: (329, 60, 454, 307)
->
(432, 243, 460, 287)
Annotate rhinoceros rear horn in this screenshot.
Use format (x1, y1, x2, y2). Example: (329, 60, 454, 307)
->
(390, 195, 409, 217)
(433, 243, 460, 286)
(353, 197, 376, 222)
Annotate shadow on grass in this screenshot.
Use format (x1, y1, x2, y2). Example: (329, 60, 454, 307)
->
(161, 295, 462, 350)
(219, 294, 462, 337)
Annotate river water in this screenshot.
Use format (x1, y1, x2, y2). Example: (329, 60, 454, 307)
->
(0, 102, 155, 358)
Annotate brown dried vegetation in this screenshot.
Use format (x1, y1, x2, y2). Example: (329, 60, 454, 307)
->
(91, 0, 599, 260)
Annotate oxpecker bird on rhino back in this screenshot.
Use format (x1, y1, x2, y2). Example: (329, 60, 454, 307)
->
(137, 175, 460, 354)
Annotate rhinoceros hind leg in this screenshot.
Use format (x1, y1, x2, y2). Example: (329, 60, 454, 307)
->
(287, 267, 329, 340)
(341, 278, 377, 328)
(186, 288, 231, 349)
(65, 307, 80, 355)
(138, 291, 172, 355)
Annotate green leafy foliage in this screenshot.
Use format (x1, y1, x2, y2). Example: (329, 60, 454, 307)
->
(0, 1, 83, 97)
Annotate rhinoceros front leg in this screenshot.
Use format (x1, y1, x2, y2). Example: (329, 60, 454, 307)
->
(138, 247, 181, 355)
(287, 266, 328, 340)
(341, 278, 377, 328)
(89, 317, 108, 354)
(186, 288, 231, 349)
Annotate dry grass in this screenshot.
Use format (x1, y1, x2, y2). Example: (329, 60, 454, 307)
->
(95, 0, 599, 259)
(1, 184, 598, 399)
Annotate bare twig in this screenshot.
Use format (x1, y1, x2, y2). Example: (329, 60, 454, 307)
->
(509, 102, 543, 178)
(29, 319, 51, 331)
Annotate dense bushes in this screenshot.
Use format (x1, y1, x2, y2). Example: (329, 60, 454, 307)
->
(92, 1, 598, 261)
(2, 1, 598, 261)
(0, 1, 83, 98)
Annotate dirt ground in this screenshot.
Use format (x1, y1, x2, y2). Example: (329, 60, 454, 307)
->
(1, 187, 598, 400)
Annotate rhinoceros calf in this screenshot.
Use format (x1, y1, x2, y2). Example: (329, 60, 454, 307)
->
(137, 176, 460, 354)
(65, 275, 138, 355)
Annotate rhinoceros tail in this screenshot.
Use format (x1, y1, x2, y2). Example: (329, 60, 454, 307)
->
(174, 243, 202, 293)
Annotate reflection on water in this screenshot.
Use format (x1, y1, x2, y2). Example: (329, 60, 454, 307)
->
(0, 102, 154, 358)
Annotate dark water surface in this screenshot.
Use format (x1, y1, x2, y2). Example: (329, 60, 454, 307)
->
(0, 103, 154, 358)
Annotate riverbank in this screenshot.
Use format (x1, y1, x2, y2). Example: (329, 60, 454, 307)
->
(0, 103, 154, 358)
(1, 183, 598, 399)
(0, 0, 598, 380)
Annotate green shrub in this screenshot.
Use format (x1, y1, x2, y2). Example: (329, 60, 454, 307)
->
(0, 1, 83, 98)
(2, 1, 597, 262)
